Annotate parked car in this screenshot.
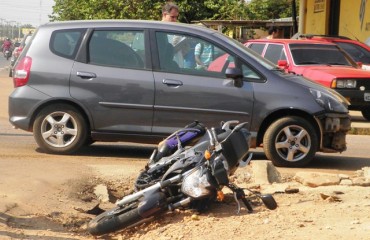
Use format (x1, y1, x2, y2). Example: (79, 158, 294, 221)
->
(246, 38, 370, 121)
(9, 20, 351, 167)
(295, 34, 370, 71)
(9, 33, 33, 77)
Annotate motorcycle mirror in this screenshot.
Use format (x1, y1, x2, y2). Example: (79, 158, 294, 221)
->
(260, 194, 278, 210)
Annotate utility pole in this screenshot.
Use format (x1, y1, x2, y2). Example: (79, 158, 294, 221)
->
(0, 18, 3, 39)
(39, 0, 42, 26)
(9, 21, 16, 40)
(292, 0, 298, 34)
(17, 22, 21, 40)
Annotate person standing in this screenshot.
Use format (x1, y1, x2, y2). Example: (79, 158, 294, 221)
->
(194, 42, 213, 70)
(266, 26, 280, 39)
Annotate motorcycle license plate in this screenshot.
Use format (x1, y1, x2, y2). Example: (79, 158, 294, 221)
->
(365, 93, 370, 101)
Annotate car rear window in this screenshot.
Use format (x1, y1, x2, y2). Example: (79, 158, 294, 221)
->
(88, 30, 145, 69)
(50, 29, 85, 59)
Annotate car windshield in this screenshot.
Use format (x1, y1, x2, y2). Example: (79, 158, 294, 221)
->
(214, 32, 276, 70)
(335, 41, 370, 64)
(289, 43, 354, 66)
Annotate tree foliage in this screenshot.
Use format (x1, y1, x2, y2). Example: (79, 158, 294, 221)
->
(50, 0, 298, 23)
(245, 0, 298, 20)
(49, 0, 249, 23)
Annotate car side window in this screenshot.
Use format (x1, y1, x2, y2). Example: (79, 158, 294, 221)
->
(248, 43, 266, 55)
(156, 32, 228, 77)
(51, 30, 83, 59)
(241, 63, 262, 80)
(264, 44, 286, 64)
(88, 30, 144, 69)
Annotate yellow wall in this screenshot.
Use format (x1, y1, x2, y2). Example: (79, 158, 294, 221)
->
(339, 0, 370, 42)
(302, 0, 370, 42)
(304, 0, 328, 34)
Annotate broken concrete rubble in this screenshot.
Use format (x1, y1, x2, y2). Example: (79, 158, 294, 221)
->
(93, 184, 110, 203)
(293, 172, 341, 187)
(250, 160, 281, 184)
(250, 161, 370, 188)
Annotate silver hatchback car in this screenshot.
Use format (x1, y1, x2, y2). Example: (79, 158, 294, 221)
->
(9, 20, 351, 167)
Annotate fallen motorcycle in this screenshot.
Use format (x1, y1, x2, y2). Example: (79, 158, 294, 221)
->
(87, 121, 277, 236)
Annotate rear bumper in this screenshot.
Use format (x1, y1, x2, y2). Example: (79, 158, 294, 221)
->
(8, 86, 50, 132)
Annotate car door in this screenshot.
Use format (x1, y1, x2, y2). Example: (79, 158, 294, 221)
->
(151, 31, 255, 134)
(70, 29, 154, 133)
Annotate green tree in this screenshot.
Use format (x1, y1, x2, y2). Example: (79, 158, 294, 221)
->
(50, 0, 248, 23)
(245, 0, 298, 20)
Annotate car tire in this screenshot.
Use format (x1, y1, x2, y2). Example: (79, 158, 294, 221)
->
(33, 104, 88, 154)
(361, 109, 370, 121)
(263, 116, 318, 167)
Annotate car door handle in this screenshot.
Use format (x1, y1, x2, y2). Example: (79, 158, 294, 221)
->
(77, 71, 97, 79)
(162, 79, 183, 87)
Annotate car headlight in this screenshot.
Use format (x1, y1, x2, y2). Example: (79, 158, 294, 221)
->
(310, 88, 349, 113)
(331, 79, 357, 88)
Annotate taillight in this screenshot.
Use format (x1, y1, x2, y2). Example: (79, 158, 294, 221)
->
(13, 56, 32, 88)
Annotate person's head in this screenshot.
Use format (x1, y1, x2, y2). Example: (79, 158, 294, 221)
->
(268, 26, 280, 38)
(162, 2, 179, 22)
(268, 27, 277, 35)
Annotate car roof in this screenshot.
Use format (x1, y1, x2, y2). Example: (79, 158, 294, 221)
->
(246, 38, 337, 45)
(40, 19, 216, 35)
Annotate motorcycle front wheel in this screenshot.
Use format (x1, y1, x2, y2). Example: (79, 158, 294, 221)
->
(87, 205, 143, 236)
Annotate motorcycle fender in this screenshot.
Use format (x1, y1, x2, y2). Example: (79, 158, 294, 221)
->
(138, 190, 167, 218)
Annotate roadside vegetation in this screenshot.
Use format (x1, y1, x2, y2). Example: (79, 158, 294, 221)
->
(49, 0, 298, 24)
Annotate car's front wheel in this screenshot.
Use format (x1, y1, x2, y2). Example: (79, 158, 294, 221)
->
(263, 116, 318, 167)
(33, 104, 88, 154)
(361, 108, 370, 121)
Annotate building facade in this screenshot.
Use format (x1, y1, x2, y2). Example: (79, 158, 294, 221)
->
(300, 0, 370, 43)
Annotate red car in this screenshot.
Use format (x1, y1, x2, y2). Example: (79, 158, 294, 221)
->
(298, 34, 370, 71)
(245, 39, 370, 120)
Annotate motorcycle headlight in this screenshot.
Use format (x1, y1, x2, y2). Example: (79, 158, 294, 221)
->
(181, 168, 212, 198)
(310, 88, 349, 113)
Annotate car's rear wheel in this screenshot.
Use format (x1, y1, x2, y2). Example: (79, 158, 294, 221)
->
(263, 116, 318, 167)
(33, 104, 88, 154)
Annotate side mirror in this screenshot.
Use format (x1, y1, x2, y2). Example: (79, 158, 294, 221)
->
(357, 62, 363, 68)
(260, 194, 278, 210)
(225, 68, 243, 88)
(277, 60, 288, 69)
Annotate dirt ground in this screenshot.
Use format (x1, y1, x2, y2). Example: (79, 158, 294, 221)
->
(0, 68, 369, 240)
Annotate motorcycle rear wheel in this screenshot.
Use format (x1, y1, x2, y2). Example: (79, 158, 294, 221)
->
(87, 205, 143, 236)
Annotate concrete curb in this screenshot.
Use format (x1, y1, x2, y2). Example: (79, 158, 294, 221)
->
(350, 111, 370, 134)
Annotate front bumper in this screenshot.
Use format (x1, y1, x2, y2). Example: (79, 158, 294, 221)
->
(315, 112, 351, 153)
(335, 89, 370, 111)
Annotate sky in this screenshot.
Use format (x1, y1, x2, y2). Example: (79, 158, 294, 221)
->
(0, 0, 54, 27)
